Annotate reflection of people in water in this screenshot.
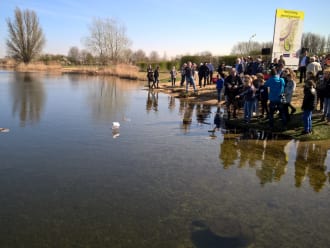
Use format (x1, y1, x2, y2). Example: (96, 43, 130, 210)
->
(146, 90, 158, 112)
(211, 107, 222, 132)
(294, 142, 328, 192)
(182, 102, 195, 132)
(196, 104, 211, 125)
(168, 96, 175, 111)
(146, 90, 152, 112)
(219, 133, 329, 191)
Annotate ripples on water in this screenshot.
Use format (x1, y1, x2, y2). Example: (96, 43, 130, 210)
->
(0, 71, 329, 248)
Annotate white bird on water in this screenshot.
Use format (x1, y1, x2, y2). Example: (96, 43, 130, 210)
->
(112, 122, 120, 129)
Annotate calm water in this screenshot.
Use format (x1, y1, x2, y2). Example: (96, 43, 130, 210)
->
(0, 71, 329, 248)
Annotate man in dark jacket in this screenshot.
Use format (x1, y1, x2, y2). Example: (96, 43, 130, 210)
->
(224, 68, 243, 119)
(198, 62, 209, 87)
(298, 50, 310, 83)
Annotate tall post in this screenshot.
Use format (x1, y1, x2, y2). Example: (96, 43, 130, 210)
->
(248, 34, 256, 55)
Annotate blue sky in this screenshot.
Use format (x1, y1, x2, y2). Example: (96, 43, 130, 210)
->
(0, 0, 329, 58)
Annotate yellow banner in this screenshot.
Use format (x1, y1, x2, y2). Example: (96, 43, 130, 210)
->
(272, 8, 305, 69)
(276, 9, 304, 19)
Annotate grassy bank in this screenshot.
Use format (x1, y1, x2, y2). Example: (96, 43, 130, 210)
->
(151, 79, 330, 141)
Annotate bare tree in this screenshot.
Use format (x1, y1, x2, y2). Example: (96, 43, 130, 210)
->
(326, 35, 330, 53)
(131, 49, 147, 62)
(68, 46, 80, 64)
(301, 32, 326, 54)
(79, 49, 95, 65)
(149, 51, 160, 61)
(84, 18, 131, 64)
(231, 41, 273, 56)
(6, 7, 45, 64)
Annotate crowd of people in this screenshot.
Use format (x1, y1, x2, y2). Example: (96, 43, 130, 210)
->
(146, 52, 330, 133)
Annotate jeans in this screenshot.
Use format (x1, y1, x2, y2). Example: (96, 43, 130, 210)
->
(186, 76, 196, 92)
(299, 66, 306, 83)
(217, 88, 222, 102)
(252, 98, 259, 115)
(269, 101, 286, 128)
(244, 100, 254, 122)
(260, 99, 269, 117)
(323, 97, 330, 119)
(303, 110, 312, 132)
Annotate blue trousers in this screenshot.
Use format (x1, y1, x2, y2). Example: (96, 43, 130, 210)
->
(303, 110, 312, 132)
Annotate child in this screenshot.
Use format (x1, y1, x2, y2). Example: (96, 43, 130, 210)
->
(236, 75, 255, 123)
(258, 77, 269, 118)
(170, 66, 177, 87)
(301, 79, 317, 134)
(284, 73, 296, 121)
(215, 74, 224, 103)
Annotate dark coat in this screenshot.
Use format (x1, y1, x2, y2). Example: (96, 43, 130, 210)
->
(301, 87, 317, 111)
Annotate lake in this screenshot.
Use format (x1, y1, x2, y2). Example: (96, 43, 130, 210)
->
(0, 71, 329, 248)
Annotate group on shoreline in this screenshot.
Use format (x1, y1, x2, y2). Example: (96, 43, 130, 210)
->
(147, 52, 330, 134)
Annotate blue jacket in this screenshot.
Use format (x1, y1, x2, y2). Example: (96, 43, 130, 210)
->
(216, 78, 224, 90)
(264, 76, 285, 102)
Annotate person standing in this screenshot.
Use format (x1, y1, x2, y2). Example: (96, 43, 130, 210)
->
(215, 73, 224, 103)
(224, 67, 243, 119)
(198, 62, 208, 87)
(207, 62, 215, 84)
(235, 75, 255, 123)
(264, 68, 286, 129)
(217, 62, 226, 78)
(278, 55, 286, 66)
(152, 66, 160, 88)
(306, 56, 322, 77)
(234, 58, 244, 75)
(258, 77, 269, 118)
(298, 50, 310, 83)
(185, 61, 197, 93)
(301, 79, 317, 134)
(322, 69, 330, 124)
(170, 66, 177, 87)
(180, 63, 187, 87)
(283, 72, 296, 121)
(147, 65, 154, 88)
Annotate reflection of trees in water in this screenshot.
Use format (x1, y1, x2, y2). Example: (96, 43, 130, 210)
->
(219, 137, 240, 169)
(146, 90, 158, 112)
(10, 72, 45, 126)
(220, 135, 287, 183)
(255, 139, 287, 185)
(294, 142, 328, 192)
(219, 134, 329, 191)
(85, 76, 139, 122)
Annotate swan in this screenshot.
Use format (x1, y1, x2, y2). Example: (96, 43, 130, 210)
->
(112, 122, 120, 129)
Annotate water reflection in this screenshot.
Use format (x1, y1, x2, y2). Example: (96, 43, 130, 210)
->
(168, 96, 175, 112)
(181, 102, 195, 132)
(84, 76, 138, 122)
(219, 130, 329, 192)
(294, 141, 328, 192)
(146, 90, 158, 112)
(10, 72, 45, 126)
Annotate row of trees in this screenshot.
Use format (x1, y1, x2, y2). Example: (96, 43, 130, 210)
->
(231, 33, 330, 56)
(5, 7, 330, 66)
